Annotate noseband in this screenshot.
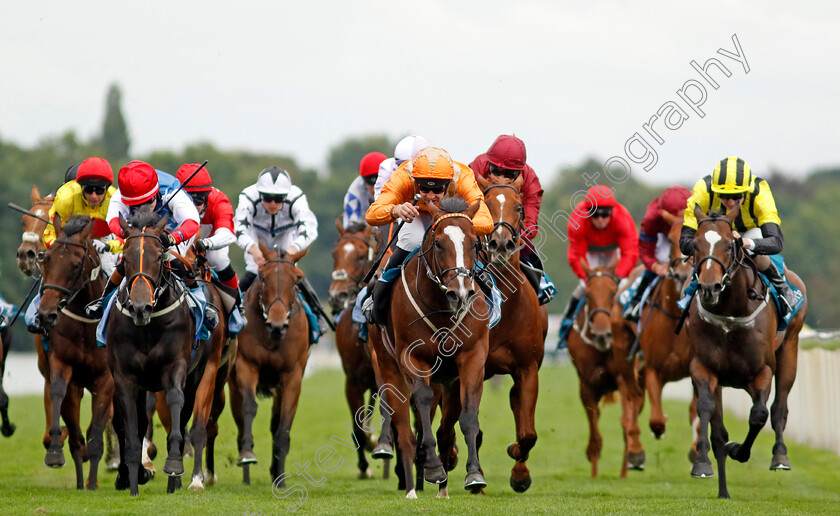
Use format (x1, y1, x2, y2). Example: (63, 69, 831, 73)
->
(123, 230, 168, 306)
(420, 213, 479, 293)
(482, 184, 524, 243)
(584, 271, 620, 322)
(258, 257, 302, 322)
(40, 238, 99, 310)
(692, 217, 743, 291)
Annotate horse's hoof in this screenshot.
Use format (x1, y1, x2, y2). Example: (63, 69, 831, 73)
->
(724, 441, 748, 462)
(464, 472, 487, 490)
(237, 451, 258, 465)
(44, 449, 65, 468)
(628, 451, 646, 470)
(163, 458, 184, 477)
(365, 433, 378, 452)
(203, 471, 218, 486)
(424, 464, 447, 484)
(140, 466, 154, 485)
(188, 474, 205, 491)
(1, 423, 15, 437)
(436, 487, 450, 499)
(405, 489, 417, 499)
(770, 455, 791, 471)
(142, 461, 156, 477)
(371, 443, 394, 460)
(690, 461, 714, 478)
(357, 468, 374, 479)
(510, 473, 532, 493)
(115, 472, 128, 491)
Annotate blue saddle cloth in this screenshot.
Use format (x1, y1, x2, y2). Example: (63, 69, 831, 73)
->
(677, 255, 803, 331)
(298, 291, 320, 345)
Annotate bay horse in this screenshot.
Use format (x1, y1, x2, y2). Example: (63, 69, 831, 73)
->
(14, 186, 82, 452)
(150, 247, 235, 491)
(36, 214, 113, 490)
(228, 241, 310, 485)
(441, 174, 546, 493)
(108, 211, 210, 495)
(687, 205, 806, 498)
(329, 219, 389, 479)
(379, 197, 490, 498)
(0, 324, 13, 437)
(568, 257, 646, 478)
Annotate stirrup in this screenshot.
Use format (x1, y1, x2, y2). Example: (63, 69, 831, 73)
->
(85, 298, 105, 318)
(204, 306, 219, 331)
(361, 296, 375, 324)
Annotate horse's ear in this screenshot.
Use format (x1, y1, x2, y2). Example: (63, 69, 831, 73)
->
(475, 173, 490, 191)
(362, 223, 373, 240)
(580, 257, 591, 277)
(287, 247, 309, 264)
(608, 252, 620, 272)
(513, 173, 524, 191)
(154, 215, 168, 233)
(693, 204, 705, 221)
(426, 201, 443, 220)
(660, 209, 679, 226)
(294, 267, 304, 283)
(118, 213, 129, 235)
(445, 180, 457, 198)
(31, 185, 41, 204)
(464, 201, 481, 220)
(53, 213, 64, 238)
(335, 216, 345, 236)
(80, 217, 95, 240)
(726, 200, 742, 222)
(258, 239, 272, 259)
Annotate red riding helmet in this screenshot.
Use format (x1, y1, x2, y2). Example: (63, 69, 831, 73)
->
(176, 163, 212, 192)
(118, 160, 159, 205)
(486, 134, 527, 171)
(359, 152, 387, 177)
(76, 157, 114, 185)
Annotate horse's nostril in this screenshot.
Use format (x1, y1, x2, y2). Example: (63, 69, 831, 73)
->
(504, 240, 515, 252)
(487, 240, 499, 252)
(445, 291, 459, 304)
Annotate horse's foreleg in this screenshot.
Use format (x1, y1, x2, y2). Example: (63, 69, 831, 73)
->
(205, 361, 229, 486)
(85, 372, 114, 490)
(689, 358, 717, 479)
(271, 367, 304, 483)
(187, 356, 220, 491)
(230, 361, 259, 484)
(646, 368, 667, 439)
(45, 362, 73, 471)
(434, 382, 461, 499)
(616, 370, 645, 477)
(344, 376, 371, 478)
(709, 386, 730, 499)
(579, 382, 602, 478)
(113, 379, 143, 496)
(456, 353, 486, 492)
(411, 377, 446, 486)
(162, 365, 187, 483)
(726, 365, 772, 464)
(58, 379, 86, 490)
(688, 394, 700, 464)
(770, 331, 799, 470)
(508, 365, 539, 492)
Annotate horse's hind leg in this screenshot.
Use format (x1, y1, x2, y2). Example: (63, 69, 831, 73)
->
(141, 390, 158, 475)
(270, 366, 305, 483)
(770, 331, 799, 470)
(85, 372, 114, 490)
(456, 352, 487, 492)
(58, 381, 86, 489)
(45, 363, 73, 471)
(617, 367, 645, 476)
(724, 366, 772, 464)
(205, 361, 230, 486)
(410, 378, 446, 486)
(162, 368, 188, 483)
(508, 366, 539, 492)
(188, 357, 220, 491)
(709, 386, 730, 499)
(646, 368, 667, 439)
(344, 375, 371, 478)
(579, 382, 602, 478)
(435, 383, 461, 499)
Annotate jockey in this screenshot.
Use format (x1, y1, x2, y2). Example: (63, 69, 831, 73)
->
(84, 161, 213, 327)
(234, 166, 329, 335)
(176, 163, 243, 309)
(469, 134, 552, 304)
(374, 135, 430, 200)
(364, 146, 493, 325)
(557, 185, 639, 349)
(623, 185, 692, 321)
(25, 157, 122, 334)
(680, 157, 804, 318)
(343, 151, 387, 229)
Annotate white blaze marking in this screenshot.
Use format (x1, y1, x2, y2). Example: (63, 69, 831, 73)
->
(443, 225, 467, 296)
(495, 193, 507, 236)
(342, 242, 355, 258)
(704, 230, 721, 269)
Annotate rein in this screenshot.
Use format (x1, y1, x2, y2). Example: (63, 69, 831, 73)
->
(40, 237, 101, 317)
(123, 229, 167, 307)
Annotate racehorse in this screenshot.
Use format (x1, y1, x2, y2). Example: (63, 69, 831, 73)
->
(687, 205, 806, 498)
(379, 197, 490, 498)
(228, 241, 310, 485)
(36, 214, 113, 490)
(329, 219, 388, 479)
(0, 324, 13, 437)
(568, 257, 646, 478)
(442, 174, 546, 493)
(108, 211, 210, 495)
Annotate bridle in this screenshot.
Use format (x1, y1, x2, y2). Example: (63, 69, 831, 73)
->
(692, 216, 745, 293)
(40, 238, 100, 311)
(572, 270, 619, 349)
(482, 183, 524, 244)
(331, 233, 377, 285)
(122, 229, 168, 307)
(257, 257, 303, 322)
(418, 213, 479, 294)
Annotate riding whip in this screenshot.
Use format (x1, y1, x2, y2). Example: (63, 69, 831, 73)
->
(6, 203, 52, 225)
(161, 159, 209, 212)
(6, 278, 42, 328)
(361, 194, 422, 285)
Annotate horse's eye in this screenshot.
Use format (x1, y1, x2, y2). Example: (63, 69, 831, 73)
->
(37, 252, 46, 263)
(434, 241, 442, 249)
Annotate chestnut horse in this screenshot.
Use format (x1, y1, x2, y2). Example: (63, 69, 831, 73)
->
(687, 205, 806, 498)
(442, 175, 546, 493)
(377, 197, 490, 498)
(36, 215, 113, 490)
(228, 242, 310, 485)
(569, 258, 646, 478)
(329, 219, 389, 479)
(108, 212, 210, 495)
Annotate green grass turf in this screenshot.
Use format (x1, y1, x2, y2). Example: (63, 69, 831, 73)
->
(1, 362, 839, 515)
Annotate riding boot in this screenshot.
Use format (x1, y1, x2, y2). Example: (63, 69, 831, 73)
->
(367, 247, 410, 325)
(557, 295, 582, 350)
(85, 279, 119, 319)
(520, 262, 541, 297)
(623, 269, 656, 322)
(761, 264, 803, 318)
(201, 283, 219, 331)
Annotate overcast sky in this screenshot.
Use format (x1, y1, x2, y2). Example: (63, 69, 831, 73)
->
(2, 1, 839, 187)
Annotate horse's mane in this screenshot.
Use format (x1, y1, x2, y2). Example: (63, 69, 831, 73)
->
(344, 222, 368, 234)
(62, 216, 93, 237)
(128, 210, 164, 230)
(440, 196, 469, 214)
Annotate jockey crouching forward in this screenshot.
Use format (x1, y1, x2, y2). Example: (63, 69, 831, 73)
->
(26, 157, 122, 334)
(623, 185, 691, 321)
(680, 157, 804, 322)
(176, 163, 245, 330)
(557, 185, 639, 349)
(363, 147, 493, 325)
(343, 151, 387, 229)
(234, 167, 330, 338)
(85, 160, 218, 332)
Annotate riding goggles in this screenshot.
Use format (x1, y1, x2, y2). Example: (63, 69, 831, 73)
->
(592, 207, 613, 219)
(82, 185, 107, 195)
(490, 167, 521, 180)
(261, 194, 288, 204)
